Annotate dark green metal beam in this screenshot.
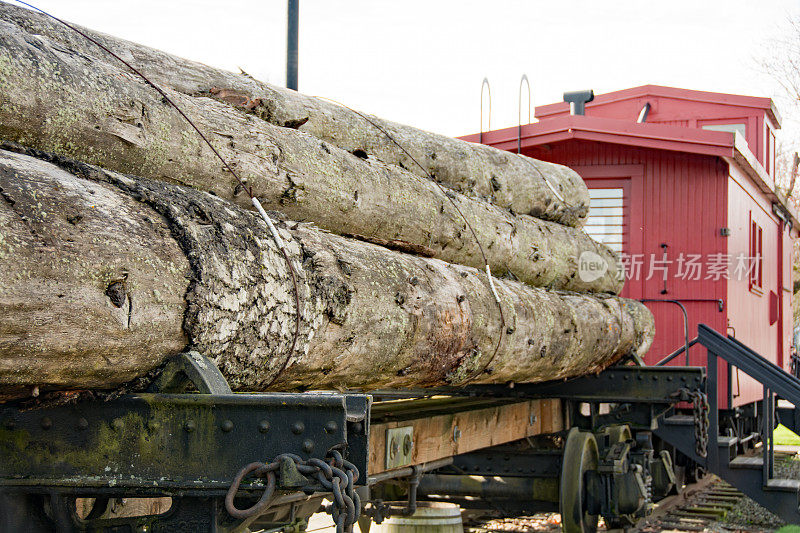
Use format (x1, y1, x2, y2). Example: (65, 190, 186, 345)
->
(0, 392, 369, 495)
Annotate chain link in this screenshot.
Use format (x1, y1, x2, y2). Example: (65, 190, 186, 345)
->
(671, 387, 709, 458)
(226, 450, 361, 533)
(689, 388, 710, 458)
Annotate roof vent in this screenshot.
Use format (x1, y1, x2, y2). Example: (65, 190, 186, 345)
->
(563, 90, 594, 115)
(637, 102, 651, 123)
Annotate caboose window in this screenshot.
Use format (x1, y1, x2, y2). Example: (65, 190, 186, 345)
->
(749, 215, 763, 293)
(768, 129, 776, 176)
(586, 188, 624, 253)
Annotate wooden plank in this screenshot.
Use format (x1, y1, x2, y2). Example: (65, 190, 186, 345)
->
(551, 399, 563, 432)
(368, 399, 562, 475)
(540, 399, 554, 432)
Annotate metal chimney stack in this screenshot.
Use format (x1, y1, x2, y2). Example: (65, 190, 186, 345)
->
(563, 90, 594, 115)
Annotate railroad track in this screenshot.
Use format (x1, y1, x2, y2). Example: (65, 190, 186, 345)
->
(463, 448, 799, 532)
(641, 449, 798, 532)
(467, 478, 757, 532)
(464, 479, 746, 533)
(638, 478, 746, 532)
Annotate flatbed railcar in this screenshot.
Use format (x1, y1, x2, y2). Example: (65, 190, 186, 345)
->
(0, 350, 703, 533)
(3, 327, 800, 532)
(5, 86, 800, 532)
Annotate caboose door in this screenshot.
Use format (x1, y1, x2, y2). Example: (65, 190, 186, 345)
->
(572, 165, 645, 300)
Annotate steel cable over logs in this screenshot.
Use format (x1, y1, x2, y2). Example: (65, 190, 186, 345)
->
(8, 0, 513, 384)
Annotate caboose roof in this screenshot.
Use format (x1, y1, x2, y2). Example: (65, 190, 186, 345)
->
(460, 108, 798, 227)
(534, 84, 781, 129)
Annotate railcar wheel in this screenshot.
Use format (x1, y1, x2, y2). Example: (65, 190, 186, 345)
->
(559, 428, 600, 533)
(600, 424, 632, 446)
(596, 425, 638, 529)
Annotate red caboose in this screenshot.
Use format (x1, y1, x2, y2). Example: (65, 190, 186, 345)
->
(464, 85, 800, 409)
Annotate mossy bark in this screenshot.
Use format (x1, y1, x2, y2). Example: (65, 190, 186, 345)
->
(0, 2, 588, 227)
(0, 147, 653, 400)
(0, 17, 620, 293)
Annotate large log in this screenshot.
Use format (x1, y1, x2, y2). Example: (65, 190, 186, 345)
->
(0, 2, 588, 226)
(0, 147, 653, 400)
(0, 18, 622, 294)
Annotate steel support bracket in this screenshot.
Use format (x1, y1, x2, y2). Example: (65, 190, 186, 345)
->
(147, 351, 233, 394)
(492, 366, 705, 403)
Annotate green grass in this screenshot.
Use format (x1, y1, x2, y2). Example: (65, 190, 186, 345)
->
(777, 526, 800, 532)
(774, 424, 800, 446)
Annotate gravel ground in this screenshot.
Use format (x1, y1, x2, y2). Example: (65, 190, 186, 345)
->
(709, 453, 800, 532)
(713, 496, 785, 531)
(468, 514, 565, 532)
(469, 514, 610, 532)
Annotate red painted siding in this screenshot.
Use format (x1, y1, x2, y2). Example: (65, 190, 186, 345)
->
(726, 165, 793, 404)
(469, 86, 798, 411)
(526, 140, 733, 405)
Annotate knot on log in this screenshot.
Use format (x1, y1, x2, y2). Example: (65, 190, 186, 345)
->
(105, 281, 127, 308)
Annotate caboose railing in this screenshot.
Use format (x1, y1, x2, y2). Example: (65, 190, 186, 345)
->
(641, 298, 726, 367)
(641, 299, 691, 365)
(791, 350, 800, 379)
(653, 324, 800, 523)
(697, 324, 800, 480)
(654, 337, 699, 367)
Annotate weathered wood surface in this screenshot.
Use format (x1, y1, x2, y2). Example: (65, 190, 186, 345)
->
(369, 399, 562, 474)
(0, 2, 588, 227)
(0, 147, 653, 400)
(0, 18, 620, 293)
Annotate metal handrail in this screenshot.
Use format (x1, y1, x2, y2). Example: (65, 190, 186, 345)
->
(479, 77, 491, 144)
(518, 74, 531, 154)
(698, 324, 800, 477)
(640, 299, 690, 365)
(715, 330, 800, 400)
(655, 337, 699, 366)
(791, 351, 800, 379)
(642, 298, 726, 365)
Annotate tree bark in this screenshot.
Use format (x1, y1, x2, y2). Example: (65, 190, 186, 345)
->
(0, 18, 621, 294)
(0, 2, 589, 226)
(0, 147, 653, 400)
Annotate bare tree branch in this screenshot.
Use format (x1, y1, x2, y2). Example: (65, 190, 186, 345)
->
(788, 152, 800, 199)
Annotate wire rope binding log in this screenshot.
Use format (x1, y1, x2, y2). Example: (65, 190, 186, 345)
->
(314, 96, 507, 380)
(512, 75, 568, 207)
(8, 0, 302, 384)
(226, 450, 361, 533)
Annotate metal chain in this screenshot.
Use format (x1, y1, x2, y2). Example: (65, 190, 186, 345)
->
(225, 450, 361, 533)
(690, 389, 710, 458)
(671, 387, 710, 458)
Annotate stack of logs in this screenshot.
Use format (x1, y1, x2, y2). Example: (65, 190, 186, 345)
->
(0, 4, 653, 401)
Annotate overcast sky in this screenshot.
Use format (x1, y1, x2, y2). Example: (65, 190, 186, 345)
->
(9, 0, 800, 140)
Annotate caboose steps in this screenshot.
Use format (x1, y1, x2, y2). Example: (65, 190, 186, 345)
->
(714, 465, 800, 523)
(728, 456, 763, 469)
(655, 324, 800, 525)
(765, 479, 800, 492)
(717, 436, 739, 463)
